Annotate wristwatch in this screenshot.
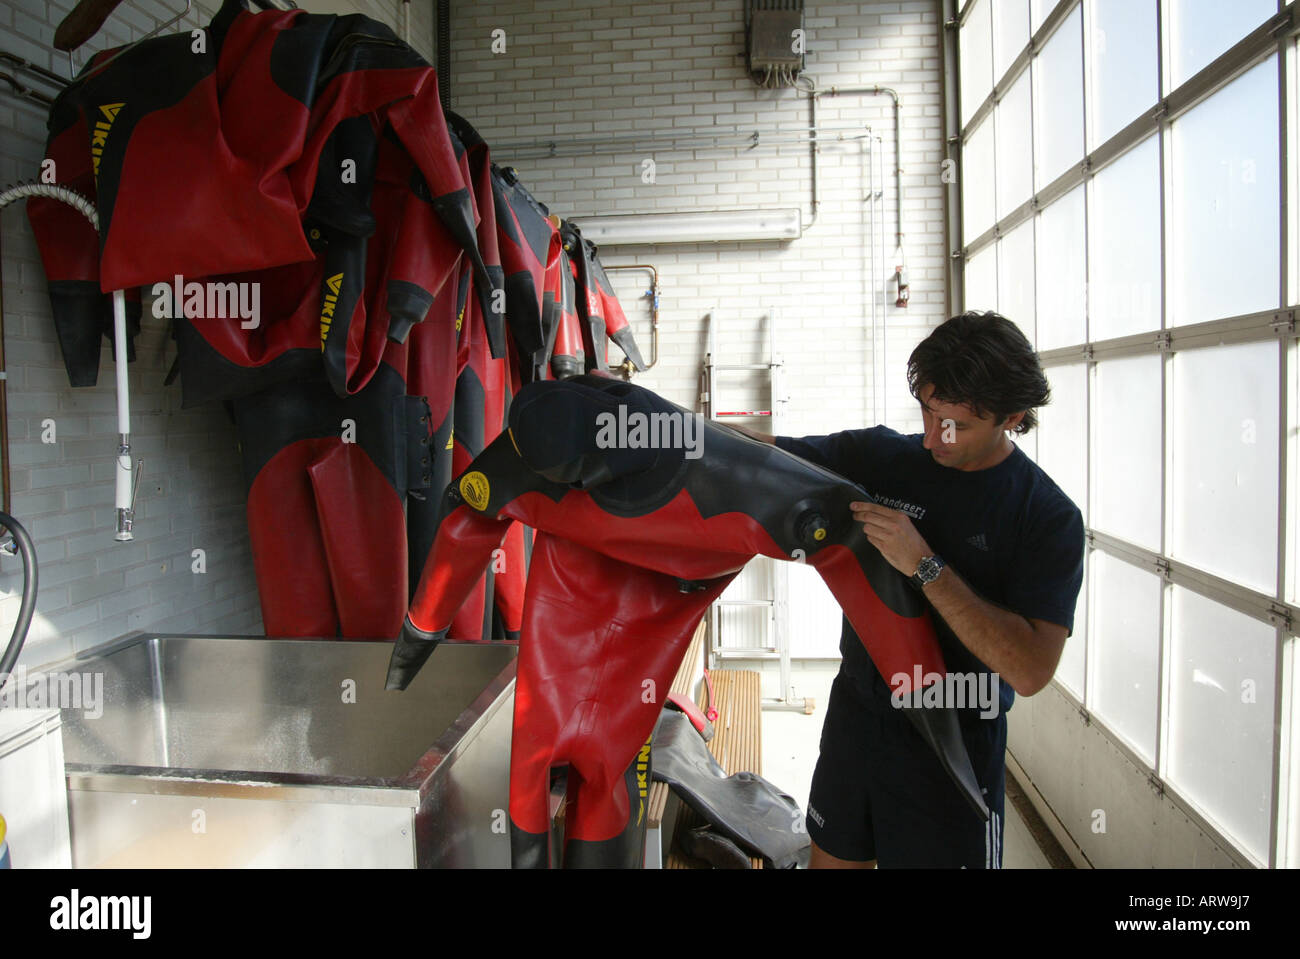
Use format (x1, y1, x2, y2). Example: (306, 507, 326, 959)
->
(911, 555, 945, 589)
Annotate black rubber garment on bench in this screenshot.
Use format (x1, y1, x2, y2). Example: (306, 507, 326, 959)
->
(651, 709, 810, 870)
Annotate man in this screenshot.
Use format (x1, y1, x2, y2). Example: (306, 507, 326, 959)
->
(735, 311, 1084, 868)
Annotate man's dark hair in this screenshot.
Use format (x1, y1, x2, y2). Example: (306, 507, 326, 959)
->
(906, 311, 1049, 434)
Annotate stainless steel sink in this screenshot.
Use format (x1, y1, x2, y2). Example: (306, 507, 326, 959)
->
(40, 633, 517, 868)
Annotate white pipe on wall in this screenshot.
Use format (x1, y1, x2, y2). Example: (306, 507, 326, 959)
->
(0, 181, 134, 542)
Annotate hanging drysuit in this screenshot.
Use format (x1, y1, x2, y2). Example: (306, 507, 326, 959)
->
(387, 375, 990, 868)
(27, 0, 502, 396)
(559, 220, 646, 374)
(23, 0, 529, 639)
(489, 163, 559, 386)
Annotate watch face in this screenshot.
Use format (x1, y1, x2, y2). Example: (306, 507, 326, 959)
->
(917, 557, 942, 582)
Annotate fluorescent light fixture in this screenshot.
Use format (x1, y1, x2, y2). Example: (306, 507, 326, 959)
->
(573, 208, 802, 245)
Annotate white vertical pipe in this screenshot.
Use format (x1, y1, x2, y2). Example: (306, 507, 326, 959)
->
(112, 288, 133, 541)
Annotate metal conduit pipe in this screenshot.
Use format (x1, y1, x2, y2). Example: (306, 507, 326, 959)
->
(604, 264, 661, 377)
(814, 85, 904, 250)
(0, 71, 54, 107)
(0, 51, 68, 89)
(0, 181, 136, 541)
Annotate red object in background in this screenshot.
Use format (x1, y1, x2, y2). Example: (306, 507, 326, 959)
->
(894, 264, 910, 308)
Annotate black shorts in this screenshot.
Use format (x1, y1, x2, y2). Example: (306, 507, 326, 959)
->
(806, 670, 1007, 868)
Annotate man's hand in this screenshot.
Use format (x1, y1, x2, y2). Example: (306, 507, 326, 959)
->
(849, 500, 1067, 696)
(850, 502, 931, 577)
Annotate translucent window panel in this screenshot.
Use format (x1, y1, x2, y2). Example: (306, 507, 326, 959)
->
(1169, 0, 1276, 88)
(993, 0, 1030, 82)
(1169, 58, 1280, 327)
(961, 0, 995, 128)
(964, 246, 997, 312)
(1168, 588, 1275, 864)
(996, 71, 1034, 219)
(1029, 0, 1050, 35)
(1055, 549, 1088, 696)
(1090, 552, 1161, 764)
(1087, 0, 1157, 148)
(1035, 362, 1088, 522)
(1089, 136, 1160, 341)
(1034, 5, 1085, 188)
(998, 219, 1035, 347)
(1036, 185, 1086, 351)
(962, 117, 996, 243)
(1092, 354, 1161, 550)
(1171, 340, 1279, 593)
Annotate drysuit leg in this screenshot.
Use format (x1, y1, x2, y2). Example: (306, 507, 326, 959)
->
(247, 440, 339, 637)
(508, 533, 730, 868)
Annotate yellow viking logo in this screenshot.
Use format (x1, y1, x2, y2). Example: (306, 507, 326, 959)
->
(635, 738, 652, 826)
(459, 471, 490, 511)
(320, 272, 343, 345)
(90, 102, 125, 182)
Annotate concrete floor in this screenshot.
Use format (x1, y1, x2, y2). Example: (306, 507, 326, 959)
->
(759, 661, 1052, 869)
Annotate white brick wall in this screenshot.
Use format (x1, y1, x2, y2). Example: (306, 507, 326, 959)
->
(451, 0, 949, 656)
(451, 0, 947, 435)
(0, 1, 437, 670)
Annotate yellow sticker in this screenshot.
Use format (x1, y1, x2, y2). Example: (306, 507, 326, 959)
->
(445, 428, 454, 451)
(814, 528, 827, 541)
(459, 471, 491, 511)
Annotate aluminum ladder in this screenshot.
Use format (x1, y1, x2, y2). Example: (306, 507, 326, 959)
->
(699, 309, 808, 713)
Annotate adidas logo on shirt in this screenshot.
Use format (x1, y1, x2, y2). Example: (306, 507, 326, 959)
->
(966, 532, 989, 551)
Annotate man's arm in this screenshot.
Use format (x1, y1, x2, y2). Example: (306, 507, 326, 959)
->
(726, 423, 774, 444)
(917, 566, 1066, 697)
(851, 502, 1066, 696)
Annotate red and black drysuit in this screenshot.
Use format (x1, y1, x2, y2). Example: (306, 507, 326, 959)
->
(27, 0, 501, 394)
(488, 162, 561, 386)
(23, 0, 533, 639)
(387, 375, 990, 869)
(560, 220, 646, 374)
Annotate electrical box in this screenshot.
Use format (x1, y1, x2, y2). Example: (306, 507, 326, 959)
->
(746, 1, 806, 87)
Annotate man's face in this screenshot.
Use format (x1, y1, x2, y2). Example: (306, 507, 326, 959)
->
(918, 384, 1021, 471)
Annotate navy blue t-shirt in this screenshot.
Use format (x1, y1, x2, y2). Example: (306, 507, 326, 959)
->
(776, 427, 1085, 714)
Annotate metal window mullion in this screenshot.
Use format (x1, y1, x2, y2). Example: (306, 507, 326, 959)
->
(1079, 103, 1096, 710)
(1156, 353, 1171, 781)
(1291, 30, 1300, 313)
(962, 0, 1081, 139)
(957, 0, 979, 30)
(1280, 33, 1300, 866)
(1161, 6, 1297, 125)
(1084, 358, 1100, 714)
(944, 0, 965, 314)
(1088, 529, 1297, 628)
(1274, 632, 1295, 866)
(1269, 620, 1288, 868)
(963, 6, 1292, 263)
(1274, 30, 1293, 867)
(1036, 305, 1300, 367)
(1082, 0, 1095, 152)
